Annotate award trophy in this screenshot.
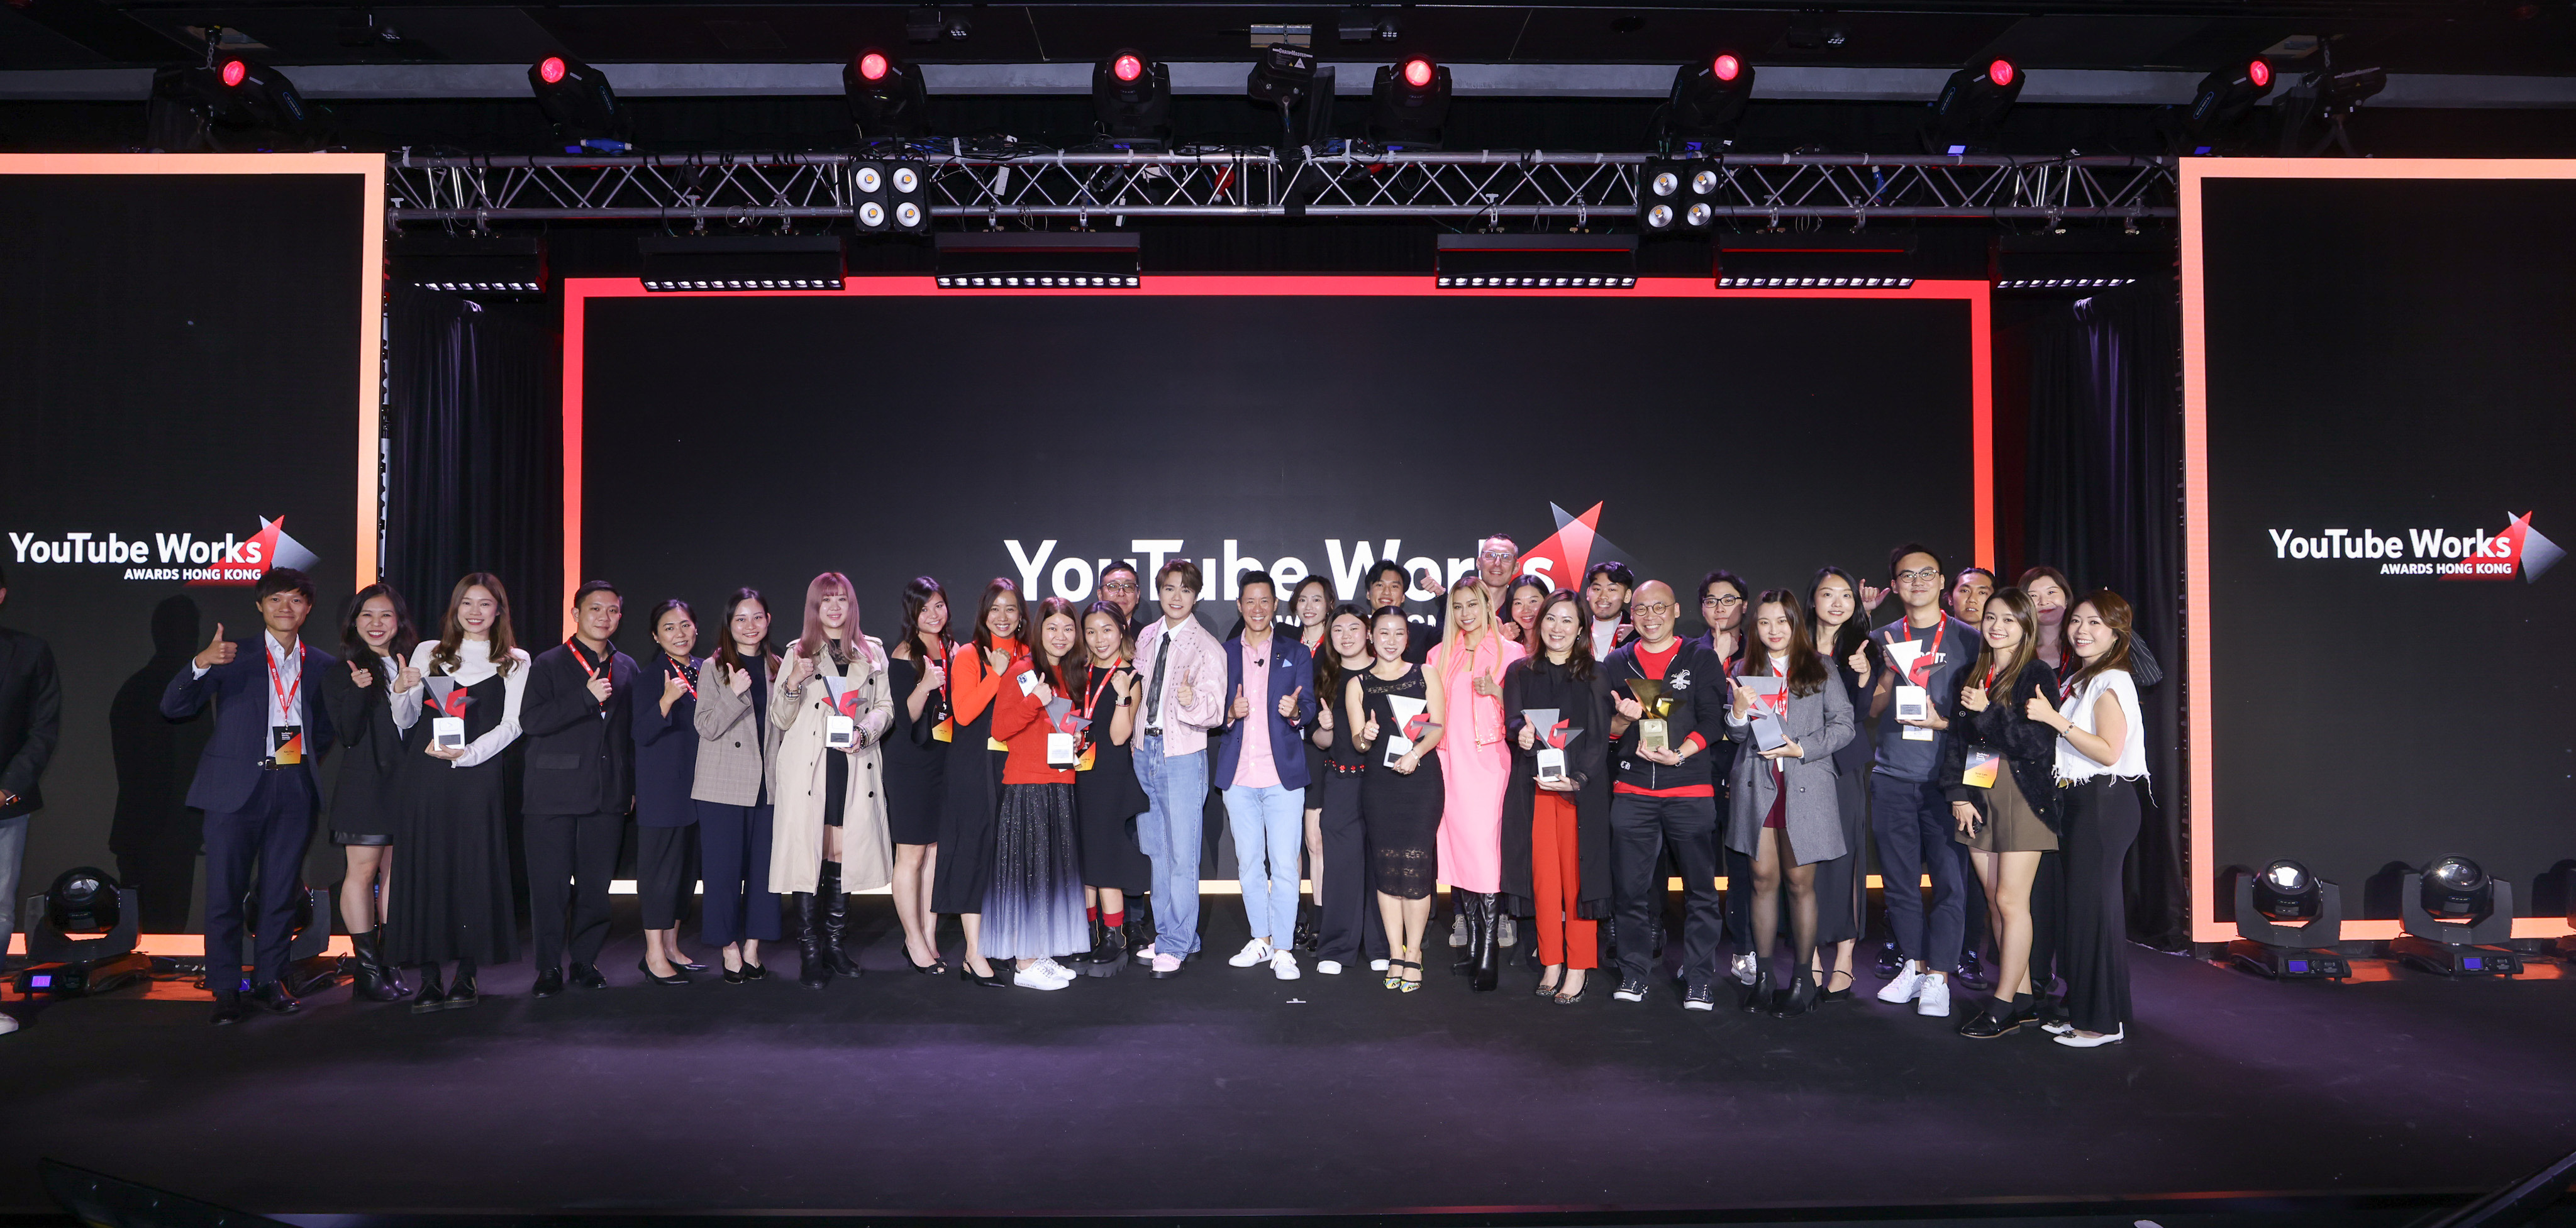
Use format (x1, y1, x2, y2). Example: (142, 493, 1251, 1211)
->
(1628, 679, 1672, 753)
(1045, 697, 1090, 768)
(424, 677, 469, 749)
(822, 674, 861, 748)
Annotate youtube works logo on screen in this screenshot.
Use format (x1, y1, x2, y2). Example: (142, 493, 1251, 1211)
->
(6, 515, 321, 586)
(2264, 510, 2561, 582)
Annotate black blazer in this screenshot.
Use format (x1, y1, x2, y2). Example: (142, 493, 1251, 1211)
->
(0, 627, 62, 819)
(159, 634, 338, 813)
(1604, 637, 1729, 794)
(520, 641, 638, 817)
(630, 654, 700, 828)
(319, 653, 412, 838)
(1499, 656, 1615, 919)
(1938, 660, 2065, 832)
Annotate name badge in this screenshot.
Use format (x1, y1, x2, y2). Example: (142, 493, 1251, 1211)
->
(267, 726, 304, 766)
(1047, 732, 1079, 767)
(826, 713, 856, 748)
(432, 716, 467, 749)
(1962, 749, 2002, 789)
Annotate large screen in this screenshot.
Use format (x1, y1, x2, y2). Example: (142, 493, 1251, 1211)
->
(2185, 162, 2576, 941)
(572, 278, 1990, 658)
(579, 277, 1989, 656)
(0, 154, 380, 933)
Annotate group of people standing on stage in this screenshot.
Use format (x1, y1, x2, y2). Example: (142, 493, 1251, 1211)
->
(150, 533, 2151, 1049)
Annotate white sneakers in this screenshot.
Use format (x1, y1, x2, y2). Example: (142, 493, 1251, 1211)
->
(1877, 962, 1927, 1004)
(1229, 938, 1275, 968)
(0, 1012, 16, 1035)
(1876, 962, 1953, 1016)
(1013, 965, 1068, 990)
(1272, 951, 1301, 980)
(1914, 972, 1950, 1018)
(1368, 958, 1390, 973)
(1316, 960, 1344, 975)
(1731, 953, 1758, 986)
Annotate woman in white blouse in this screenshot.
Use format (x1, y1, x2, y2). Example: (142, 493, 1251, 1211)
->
(2024, 590, 2149, 1048)
(384, 573, 530, 1014)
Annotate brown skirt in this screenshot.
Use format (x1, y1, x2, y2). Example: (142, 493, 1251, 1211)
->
(1957, 766, 2057, 854)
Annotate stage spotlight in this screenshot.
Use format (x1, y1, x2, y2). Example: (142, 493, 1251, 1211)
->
(852, 160, 930, 233)
(1636, 158, 1724, 235)
(846, 48, 931, 139)
(148, 57, 315, 150)
(2391, 855, 2523, 977)
(2227, 860, 2350, 980)
(1090, 50, 1172, 147)
(2178, 58, 2275, 154)
(1246, 43, 1336, 151)
(528, 53, 627, 150)
(1921, 57, 2022, 155)
(1368, 56, 1450, 149)
(2274, 41, 2384, 157)
(1655, 53, 1754, 153)
(14, 866, 147, 998)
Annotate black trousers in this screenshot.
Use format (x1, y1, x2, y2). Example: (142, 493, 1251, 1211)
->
(2060, 777, 2141, 1034)
(636, 823, 697, 931)
(1609, 794, 1723, 986)
(202, 769, 316, 992)
(526, 810, 621, 970)
(1314, 771, 1388, 965)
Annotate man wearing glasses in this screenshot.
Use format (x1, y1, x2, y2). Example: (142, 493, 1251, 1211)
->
(1601, 580, 1729, 1009)
(1868, 543, 1978, 1021)
(1096, 563, 1150, 640)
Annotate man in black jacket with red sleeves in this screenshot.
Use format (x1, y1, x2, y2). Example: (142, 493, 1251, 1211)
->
(1601, 579, 1730, 1010)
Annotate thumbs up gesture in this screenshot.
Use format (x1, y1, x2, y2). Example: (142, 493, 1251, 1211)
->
(1230, 683, 1250, 721)
(394, 661, 422, 694)
(196, 624, 236, 670)
(1277, 683, 1302, 721)
(727, 663, 753, 695)
(348, 661, 375, 690)
(1361, 709, 1381, 746)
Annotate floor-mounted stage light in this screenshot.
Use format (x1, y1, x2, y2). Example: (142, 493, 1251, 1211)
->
(1922, 57, 2022, 155)
(1655, 53, 1753, 154)
(1092, 49, 1172, 148)
(2227, 860, 2350, 980)
(2178, 58, 2275, 155)
(2391, 856, 2523, 977)
(846, 48, 931, 140)
(851, 159, 930, 234)
(1368, 56, 1450, 150)
(14, 867, 148, 998)
(530, 54, 628, 151)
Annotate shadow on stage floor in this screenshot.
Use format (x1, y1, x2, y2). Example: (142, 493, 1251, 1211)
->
(2, 895, 2572, 1223)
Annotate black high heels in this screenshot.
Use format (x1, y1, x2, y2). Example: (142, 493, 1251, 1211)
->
(958, 962, 1009, 988)
(1772, 968, 1821, 1018)
(1739, 965, 1775, 1014)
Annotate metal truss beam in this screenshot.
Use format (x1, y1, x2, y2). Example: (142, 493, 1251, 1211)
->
(386, 150, 2177, 226)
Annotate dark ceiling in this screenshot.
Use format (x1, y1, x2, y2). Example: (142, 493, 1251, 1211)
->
(3, 1, 2572, 76)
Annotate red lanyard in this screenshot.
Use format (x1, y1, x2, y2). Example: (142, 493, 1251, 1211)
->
(667, 655, 697, 699)
(566, 638, 609, 705)
(267, 641, 300, 723)
(1983, 665, 2000, 694)
(1084, 661, 1124, 716)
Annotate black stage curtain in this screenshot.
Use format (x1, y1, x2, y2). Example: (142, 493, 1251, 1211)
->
(384, 284, 560, 641)
(2018, 280, 2188, 950)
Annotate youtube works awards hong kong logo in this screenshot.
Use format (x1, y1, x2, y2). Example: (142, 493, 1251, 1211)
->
(2265, 511, 2562, 582)
(7, 516, 321, 586)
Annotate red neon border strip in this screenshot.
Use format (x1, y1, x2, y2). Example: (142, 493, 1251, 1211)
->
(2181, 158, 2576, 943)
(561, 274, 1992, 636)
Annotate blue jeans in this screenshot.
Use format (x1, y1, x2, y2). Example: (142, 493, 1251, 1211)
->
(1135, 736, 1206, 958)
(1223, 782, 1307, 944)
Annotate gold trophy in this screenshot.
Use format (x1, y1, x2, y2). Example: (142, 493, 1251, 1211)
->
(1628, 678, 1672, 753)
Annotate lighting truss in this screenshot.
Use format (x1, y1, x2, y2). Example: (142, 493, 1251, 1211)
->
(386, 150, 2176, 225)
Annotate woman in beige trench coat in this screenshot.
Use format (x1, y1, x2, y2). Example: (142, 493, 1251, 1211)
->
(770, 572, 894, 988)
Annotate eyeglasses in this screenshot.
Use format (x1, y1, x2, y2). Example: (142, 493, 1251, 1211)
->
(1099, 580, 1138, 594)
(1896, 568, 1941, 584)
(1634, 602, 1677, 617)
(1701, 594, 1743, 607)
(1478, 548, 1517, 562)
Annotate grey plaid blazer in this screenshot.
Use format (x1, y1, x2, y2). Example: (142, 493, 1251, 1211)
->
(690, 653, 783, 805)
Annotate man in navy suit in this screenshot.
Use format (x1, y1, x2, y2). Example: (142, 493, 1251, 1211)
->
(161, 567, 336, 1025)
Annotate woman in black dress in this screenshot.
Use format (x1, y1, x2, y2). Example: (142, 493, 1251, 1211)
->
(1346, 605, 1446, 992)
(320, 582, 421, 1003)
(1309, 602, 1387, 976)
(931, 577, 1023, 987)
(386, 573, 527, 1013)
(884, 577, 952, 974)
(632, 599, 705, 985)
(1069, 599, 1148, 971)
(1806, 566, 1880, 1002)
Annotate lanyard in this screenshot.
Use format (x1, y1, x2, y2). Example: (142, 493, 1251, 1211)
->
(2059, 671, 2082, 705)
(1084, 661, 1124, 717)
(566, 638, 609, 706)
(267, 641, 300, 724)
(667, 655, 697, 699)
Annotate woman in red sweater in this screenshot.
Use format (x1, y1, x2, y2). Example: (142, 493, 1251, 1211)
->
(985, 597, 1092, 990)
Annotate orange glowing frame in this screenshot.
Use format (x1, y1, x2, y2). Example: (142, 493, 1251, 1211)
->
(560, 275, 1994, 636)
(2180, 158, 2576, 943)
(0, 153, 386, 588)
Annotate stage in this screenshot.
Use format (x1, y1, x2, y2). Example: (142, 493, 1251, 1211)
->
(3, 897, 2571, 1225)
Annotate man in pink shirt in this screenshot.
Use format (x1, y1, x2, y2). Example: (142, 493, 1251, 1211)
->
(1213, 572, 1316, 980)
(1130, 560, 1226, 978)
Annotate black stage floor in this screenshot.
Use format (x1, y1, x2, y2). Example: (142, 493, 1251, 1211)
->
(3, 896, 2572, 1222)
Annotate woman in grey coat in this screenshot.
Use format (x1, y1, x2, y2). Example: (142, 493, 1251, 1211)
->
(1719, 590, 1854, 1019)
